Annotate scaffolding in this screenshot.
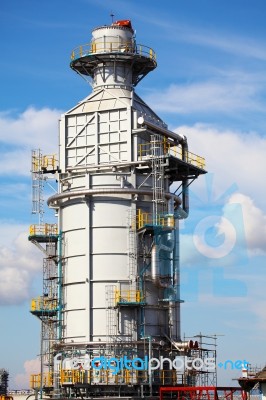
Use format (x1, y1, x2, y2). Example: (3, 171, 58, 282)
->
(29, 149, 59, 396)
(184, 334, 218, 387)
(128, 209, 137, 284)
(31, 149, 58, 227)
(105, 285, 118, 355)
(0, 370, 8, 396)
(30, 240, 58, 394)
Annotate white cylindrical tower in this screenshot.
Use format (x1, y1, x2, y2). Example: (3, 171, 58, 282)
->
(46, 19, 206, 398)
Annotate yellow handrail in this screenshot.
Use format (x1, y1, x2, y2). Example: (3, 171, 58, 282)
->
(31, 369, 181, 386)
(138, 140, 205, 169)
(31, 296, 57, 313)
(29, 223, 58, 236)
(30, 368, 183, 387)
(114, 290, 144, 304)
(137, 210, 175, 230)
(70, 42, 156, 62)
(30, 372, 53, 388)
(32, 154, 57, 172)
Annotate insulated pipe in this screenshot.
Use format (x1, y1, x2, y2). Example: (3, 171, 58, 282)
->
(47, 188, 182, 207)
(151, 231, 174, 288)
(57, 231, 63, 341)
(174, 340, 194, 351)
(169, 224, 181, 340)
(137, 117, 186, 144)
(137, 115, 190, 217)
(173, 222, 180, 300)
(163, 333, 195, 351)
(181, 138, 189, 217)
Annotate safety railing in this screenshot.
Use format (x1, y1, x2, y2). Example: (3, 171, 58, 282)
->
(114, 290, 144, 304)
(29, 223, 58, 236)
(31, 296, 58, 313)
(60, 369, 177, 385)
(31, 369, 184, 387)
(137, 209, 175, 230)
(32, 154, 57, 173)
(138, 140, 205, 169)
(71, 42, 156, 62)
(30, 372, 53, 388)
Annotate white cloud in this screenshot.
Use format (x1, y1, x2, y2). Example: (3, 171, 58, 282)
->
(176, 124, 266, 209)
(0, 228, 42, 305)
(182, 192, 266, 265)
(218, 193, 266, 256)
(178, 125, 266, 269)
(146, 15, 266, 62)
(182, 28, 266, 62)
(0, 107, 62, 175)
(14, 358, 40, 389)
(0, 107, 59, 305)
(145, 79, 263, 115)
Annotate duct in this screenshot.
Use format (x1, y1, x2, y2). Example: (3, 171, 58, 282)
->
(167, 225, 180, 339)
(164, 333, 196, 351)
(174, 340, 195, 351)
(151, 229, 174, 288)
(47, 187, 182, 207)
(181, 138, 189, 218)
(136, 115, 190, 218)
(137, 116, 185, 144)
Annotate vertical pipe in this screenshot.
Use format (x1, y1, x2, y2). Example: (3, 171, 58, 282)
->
(148, 336, 152, 396)
(40, 321, 44, 400)
(174, 221, 181, 340)
(140, 336, 152, 396)
(57, 231, 62, 340)
(182, 139, 189, 217)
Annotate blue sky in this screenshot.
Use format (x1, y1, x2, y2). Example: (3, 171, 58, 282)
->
(1, 0, 266, 389)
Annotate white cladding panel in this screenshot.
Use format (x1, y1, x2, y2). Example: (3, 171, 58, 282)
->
(64, 309, 88, 339)
(91, 228, 127, 254)
(92, 200, 130, 226)
(92, 26, 133, 46)
(64, 283, 88, 310)
(64, 255, 87, 284)
(91, 309, 107, 336)
(91, 282, 111, 308)
(91, 173, 121, 187)
(64, 229, 87, 257)
(91, 255, 127, 280)
(62, 203, 87, 230)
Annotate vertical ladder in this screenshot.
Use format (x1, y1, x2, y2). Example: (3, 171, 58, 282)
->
(105, 285, 117, 355)
(31, 149, 45, 224)
(150, 135, 166, 225)
(128, 210, 137, 284)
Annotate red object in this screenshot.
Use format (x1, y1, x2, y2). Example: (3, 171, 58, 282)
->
(159, 386, 248, 400)
(113, 20, 132, 29)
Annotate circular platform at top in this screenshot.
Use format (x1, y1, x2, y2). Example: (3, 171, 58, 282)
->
(70, 44, 157, 86)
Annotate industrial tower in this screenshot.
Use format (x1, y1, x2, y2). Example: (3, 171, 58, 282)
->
(29, 19, 207, 399)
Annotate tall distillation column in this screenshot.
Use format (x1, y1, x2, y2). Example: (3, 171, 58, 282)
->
(34, 19, 206, 398)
